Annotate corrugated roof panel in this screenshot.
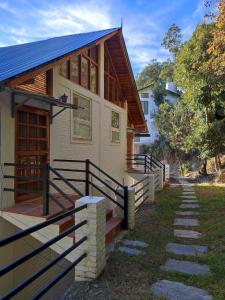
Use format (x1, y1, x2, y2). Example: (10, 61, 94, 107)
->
(0, 28, 119, 82)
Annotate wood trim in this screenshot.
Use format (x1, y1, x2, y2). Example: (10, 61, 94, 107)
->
(6, 30, 120, 88)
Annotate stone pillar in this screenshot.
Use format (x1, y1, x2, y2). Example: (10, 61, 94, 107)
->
(127, 187, 135, 230)
(147, 174, 155, 203)
(116, 187, 135, 230)
(165, 164, 170, 181)
(75, 196, 106, 281)
(158, 168, 164, 190)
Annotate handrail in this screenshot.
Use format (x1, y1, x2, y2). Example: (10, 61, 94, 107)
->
(90, 181, 124, 209)
(0, 204, 88, 300)
(89, 170, 123, 198)
(89, 160, 124, 189)
(49, 166, 84, 197)
(0, 204, 87, 247)
(54, 159, 129, 229)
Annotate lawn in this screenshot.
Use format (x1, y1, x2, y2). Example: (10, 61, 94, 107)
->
(64, 182, 225, 300)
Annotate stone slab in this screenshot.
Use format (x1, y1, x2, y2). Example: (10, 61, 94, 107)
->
(176, 211, 199, 216)
(174, 229, 202, 239)
(180, 204, 200, 209)
(122, 240, 148, 248)
(182, 191, 196, 194)
(166, 243, 208, 256)
(180, 195, 197, 199)
(174, 218, 199, 226)
(161, 259, 210, 275)
(150, 280, 212, 300)
(182, 200, 198, 203)
(118, 247, 144, 255)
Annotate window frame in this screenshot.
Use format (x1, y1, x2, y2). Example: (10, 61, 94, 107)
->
(111, 110, 121, 144)
(71, 92, 92, 142)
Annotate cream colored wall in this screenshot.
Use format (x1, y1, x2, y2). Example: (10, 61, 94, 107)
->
(51, 41, 128, 194)
(0, 91, 15, 209)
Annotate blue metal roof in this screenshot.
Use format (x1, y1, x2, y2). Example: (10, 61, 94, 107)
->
(0, 28, 119, 82)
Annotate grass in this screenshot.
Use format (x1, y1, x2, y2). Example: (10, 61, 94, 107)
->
(65, 182, 225, 300)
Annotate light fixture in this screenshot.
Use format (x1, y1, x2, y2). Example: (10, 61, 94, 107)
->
(59, 93, 68, 103)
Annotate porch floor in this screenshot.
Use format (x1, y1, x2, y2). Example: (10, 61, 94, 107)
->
(2, 194, 80, 219)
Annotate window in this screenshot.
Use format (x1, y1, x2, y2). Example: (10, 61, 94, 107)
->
(141, 101, 148, 115)
(104, 43, 124, 107)
(135, 136, 140, 142)
(59, 45, 99, 94)
(141, 93, 149, 98)
(70, 56, 79, 84)
(71, 93, 92, 141)
(111, 110, 120, 143)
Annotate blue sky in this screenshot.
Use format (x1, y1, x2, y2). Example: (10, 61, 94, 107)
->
(0, 0, 207, 74)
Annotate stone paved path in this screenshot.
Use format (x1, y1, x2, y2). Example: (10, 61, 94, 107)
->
(118, 239, 148, 255)
(150, 179, 212, 299)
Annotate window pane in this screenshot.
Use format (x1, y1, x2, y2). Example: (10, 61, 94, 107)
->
(81, 57, 89, 89)
(90, 63, 97, 94)
(79, 123, 91, 139)
(112, 131, 120, 142)
(59, 61, 68, 78)
(141, 101, 148, 114)
(112, 111, 120, 129)
(90, 46, 98, 63)
(70, 56, 79, 84)
(79, 98, 90, 121)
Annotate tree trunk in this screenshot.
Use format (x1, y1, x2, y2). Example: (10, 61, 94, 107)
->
(201, 158, 208, 175)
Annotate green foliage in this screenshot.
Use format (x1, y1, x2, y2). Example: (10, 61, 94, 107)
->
(136, 59, 162, 89)
(162, 23, 182, 56)
(174, 23, 225, 163)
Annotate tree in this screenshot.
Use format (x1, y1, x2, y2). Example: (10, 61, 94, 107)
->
(136, 59, 162, 89)
(206, 0, 225, 78)
(174, 23, 225, 173)
(162, 24, 182, 57)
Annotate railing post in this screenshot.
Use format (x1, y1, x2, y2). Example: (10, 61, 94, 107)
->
(43, 163, 49, 216)
(123, 186, 129, 230)
(144, 155, 147, 174)
(163, 164, 166, 182)
(85, 159, 90, 196)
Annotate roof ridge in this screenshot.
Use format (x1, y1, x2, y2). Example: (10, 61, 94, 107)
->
(0, 27, 120, 49)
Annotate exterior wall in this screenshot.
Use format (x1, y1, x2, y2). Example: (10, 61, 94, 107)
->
(51, 41, 128, 194)
(135, 86, 179, 148)
(0, 91, 15, 209)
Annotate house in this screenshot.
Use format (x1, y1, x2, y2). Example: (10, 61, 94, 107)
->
(135, 82, 180, 153)
(0, 28, 153, 298)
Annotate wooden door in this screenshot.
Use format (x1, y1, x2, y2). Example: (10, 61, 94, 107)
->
(15, 106, 50, 202)
(127, 132, 134, 169)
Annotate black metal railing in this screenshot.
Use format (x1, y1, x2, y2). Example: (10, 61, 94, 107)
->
(54, 159, 129, 229)
(0, 204, 87, 300)
(127, 154, 166, 182)
(131, 176, 149, 212)
(2, 162, 84, 216)
(150, 154, 166, 181)
(126, 154, 153, 174)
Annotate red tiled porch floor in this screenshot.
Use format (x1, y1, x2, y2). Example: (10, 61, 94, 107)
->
(2, 194, 80, 220)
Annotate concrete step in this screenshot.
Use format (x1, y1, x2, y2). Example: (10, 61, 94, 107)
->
(105, 217, 123, 245)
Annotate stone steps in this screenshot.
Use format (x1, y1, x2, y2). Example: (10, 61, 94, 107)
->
(150, 180, 212, 299)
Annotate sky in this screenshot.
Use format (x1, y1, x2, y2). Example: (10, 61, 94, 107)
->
(0, 0, 208, 75)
